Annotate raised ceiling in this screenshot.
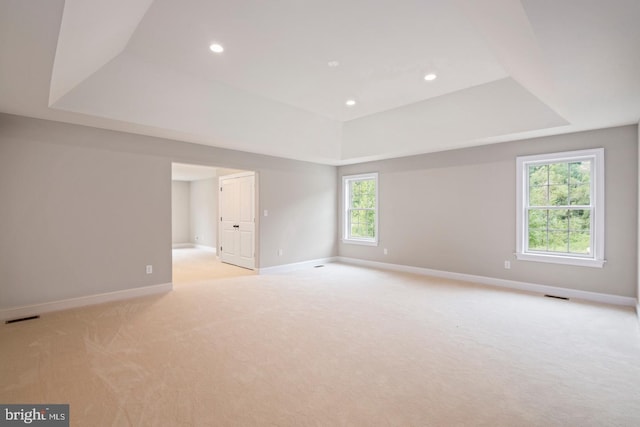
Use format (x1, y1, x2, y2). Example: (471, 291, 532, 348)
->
(1, 0, 639, 165)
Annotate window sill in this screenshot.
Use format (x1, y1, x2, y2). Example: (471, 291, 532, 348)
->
(515, 252, 605, 268)
(342, 239, 378, 247)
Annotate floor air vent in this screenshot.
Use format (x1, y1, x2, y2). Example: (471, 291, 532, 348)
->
(544, 295, 569, 300)
(5, 315, 40, 324)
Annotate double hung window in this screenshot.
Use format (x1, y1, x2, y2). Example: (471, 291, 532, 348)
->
(516, 149, 604, 267)
(343, 173, 378, 245)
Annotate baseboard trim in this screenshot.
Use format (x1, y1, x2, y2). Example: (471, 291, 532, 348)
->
(337, 257, 636, 307)
(172, 243, 216, 253)
(259, 257, 338, 275)
(0, 282, 173, 322)
(172, 243, 194, 249)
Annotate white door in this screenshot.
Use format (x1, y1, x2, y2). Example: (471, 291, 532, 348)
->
(219, 173, 255, 269)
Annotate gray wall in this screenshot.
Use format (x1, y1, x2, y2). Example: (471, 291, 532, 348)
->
(171, 181, 190, 243)
(259, 169, 337, 266)
(190, 177, 217, 249)
(339, 125, 638, 298)
(0, 124, 171, 307)
(0, 113, 337, 309)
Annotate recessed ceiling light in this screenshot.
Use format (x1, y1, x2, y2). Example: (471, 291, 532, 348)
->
(424, 73, 437, 81)
(209, 43, 224, 53)
(345, 99, 356, 107)
(328, 61, 340, 67)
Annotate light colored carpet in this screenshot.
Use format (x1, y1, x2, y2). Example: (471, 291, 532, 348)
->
(172, 247, 255, 284)
(1, 263, 639, 426)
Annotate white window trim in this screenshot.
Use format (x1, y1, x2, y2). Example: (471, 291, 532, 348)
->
(515, 148, 605, 268)
(342, 172, 379, 246)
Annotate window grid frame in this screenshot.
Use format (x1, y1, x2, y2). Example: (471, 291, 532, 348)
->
(516, 149, 605, 268)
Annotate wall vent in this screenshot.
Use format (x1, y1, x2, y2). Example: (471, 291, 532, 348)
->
(5, 315, 40, 324)
(544, 294, 569, 300)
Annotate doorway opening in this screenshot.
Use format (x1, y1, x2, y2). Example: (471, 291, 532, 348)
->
(171, 163, 257, 285)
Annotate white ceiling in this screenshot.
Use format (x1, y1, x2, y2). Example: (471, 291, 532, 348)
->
(1, 0, 639, 165)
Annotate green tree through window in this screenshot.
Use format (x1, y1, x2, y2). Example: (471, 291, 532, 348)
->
(527, 161, 591, 254)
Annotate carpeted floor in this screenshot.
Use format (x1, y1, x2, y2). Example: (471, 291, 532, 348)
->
(172, 247, 255, 284)
(1, 263, 639, 426)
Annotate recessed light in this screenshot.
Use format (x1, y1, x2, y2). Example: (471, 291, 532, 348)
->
(345, 99, 356, 107)
(209, 43, 224, 53)
(424, 73, 437, 81)
(328, 61, 340, 67)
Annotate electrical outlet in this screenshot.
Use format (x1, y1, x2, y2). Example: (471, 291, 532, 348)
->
(146, 265, 153, 274)
(264, 209, 269, 217)
(504, 260, 511, 270)
(383, 248, 388, 255)
(278, 248, 283, 256)
(194, 236, 199, 241)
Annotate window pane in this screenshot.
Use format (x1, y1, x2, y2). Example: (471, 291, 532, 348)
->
(349, 181, 359, 208)
(350, 210, 359, 226)
(351, 179, 375, 208)
(528, 229, 547, 251)
(569, 232, 590, 255)
(548, 231, 569, 252)
(529, 165, 548, 186)
(569, 209, 590, 232)
(529, 186, 548, 206)
(549, 184, 568, 206)
(528, 209, 547, 230)
(548, 209, 568, 231)
(569, 232, 591, 255)
(569, 184, 590, 205)
(549, 163, 569, 185)
(349, 209, 375, 239)
(569, 161, 590, 184)
(365, 209, 375, 224)
(360, 209, 368, 224)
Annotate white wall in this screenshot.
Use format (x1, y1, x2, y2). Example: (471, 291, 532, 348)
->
(0, 113, 337, 309)
(172, 177, 218, 249)
(340, 125, 638, 298)
(190, 178, 217, 249)
(171, 181, 190, 243)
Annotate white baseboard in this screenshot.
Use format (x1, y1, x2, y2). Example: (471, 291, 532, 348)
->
(172, 243, 216, 254)
(0, 282, 173, 322)
(172, 243, 194, 249)
(337, 257, 636, 307)
(259, 257, 337, 275)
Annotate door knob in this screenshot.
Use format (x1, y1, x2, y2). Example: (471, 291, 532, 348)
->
(233, 225, 239, 228)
